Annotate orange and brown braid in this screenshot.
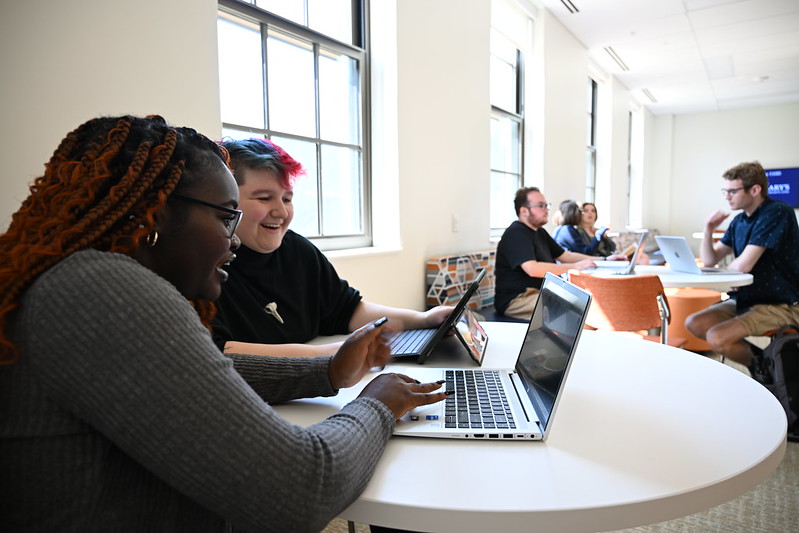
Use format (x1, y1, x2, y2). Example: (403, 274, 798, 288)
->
(0, 115, 222, 364)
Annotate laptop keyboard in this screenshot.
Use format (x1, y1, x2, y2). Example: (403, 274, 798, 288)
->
(389, 328, 435, 355)
(444, 370, 516, 429)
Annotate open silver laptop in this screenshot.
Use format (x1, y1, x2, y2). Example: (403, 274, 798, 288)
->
(389, 269, 487, 363)
(393, 273, 592, 441)
(655, 235, 725, 274)
(588, 230, 648, 275)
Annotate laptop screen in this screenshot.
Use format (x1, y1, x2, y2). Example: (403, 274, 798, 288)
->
(514, 274, 591, 432)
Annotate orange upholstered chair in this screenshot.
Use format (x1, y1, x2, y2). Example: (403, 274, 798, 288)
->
(568, 270, 686, 348)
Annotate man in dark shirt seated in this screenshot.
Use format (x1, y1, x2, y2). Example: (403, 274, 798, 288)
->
(495, 187, 609, 320)
(686, 161, 799, 373)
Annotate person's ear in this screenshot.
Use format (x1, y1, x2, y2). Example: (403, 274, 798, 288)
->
(153, 201, 181, 233)
(145, 203, 178, 247)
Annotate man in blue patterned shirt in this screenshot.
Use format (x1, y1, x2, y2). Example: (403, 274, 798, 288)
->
(686, 161, 799, 372)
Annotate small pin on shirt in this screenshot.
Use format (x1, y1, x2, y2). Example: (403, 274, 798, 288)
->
(264, 301, 284, 324)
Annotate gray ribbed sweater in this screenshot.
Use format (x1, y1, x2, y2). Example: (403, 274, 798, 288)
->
(0, 249, 394, 532)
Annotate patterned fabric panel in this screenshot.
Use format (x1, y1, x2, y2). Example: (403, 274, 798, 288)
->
(425, 250, 495, 310)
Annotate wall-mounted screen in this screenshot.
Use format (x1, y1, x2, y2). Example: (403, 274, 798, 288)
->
(765, 167, 799, 208)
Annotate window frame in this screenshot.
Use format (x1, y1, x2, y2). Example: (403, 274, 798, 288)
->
(489, 43, 525, 238)
(217, 0, 372, 251)
(585, 77, 598, 203)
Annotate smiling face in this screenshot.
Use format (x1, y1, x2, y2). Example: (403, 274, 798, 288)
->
(139, 161, 241, 301)
(235, 167, 294, 254)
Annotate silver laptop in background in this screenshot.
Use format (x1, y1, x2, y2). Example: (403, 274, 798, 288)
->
(393, 273, 592, 441)
(655, 235, 725, 274)
(588, 230, 648, 275)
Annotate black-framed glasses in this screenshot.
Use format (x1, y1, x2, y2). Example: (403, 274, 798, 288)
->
(171, 194, 243, 238)
(721, 186, 748, 196)
(525, 202, 552, 210)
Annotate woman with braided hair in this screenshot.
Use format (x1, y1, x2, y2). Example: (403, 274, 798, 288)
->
(0, 115, 446, 532)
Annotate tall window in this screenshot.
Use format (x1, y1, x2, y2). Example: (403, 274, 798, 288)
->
(585, 78, 598, 203)
(217, 0, 370, 250)
(489, 29, 524, 236)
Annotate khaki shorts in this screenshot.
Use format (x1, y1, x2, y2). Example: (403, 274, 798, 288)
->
(503, 288, 540, 320)
(709, 299, 799, 336)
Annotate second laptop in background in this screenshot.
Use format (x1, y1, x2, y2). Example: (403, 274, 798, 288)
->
(589, 230, 648, 275)
(655, 235, 725, 274)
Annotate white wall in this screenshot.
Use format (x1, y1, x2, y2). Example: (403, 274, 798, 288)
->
(642, 112, 674, 234)
(605, 77, 635, 228)
(0, 0, 221, 226)
(650, 103, 799, 251)
(537, 9, 589, 208)
(328, 0, 494, 309)
(3, 0, 796, 312)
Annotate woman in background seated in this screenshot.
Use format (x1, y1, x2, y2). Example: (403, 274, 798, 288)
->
(579, 202, 623, 256)
(553, 200, 619, 257)
(0, 115, 446, 532)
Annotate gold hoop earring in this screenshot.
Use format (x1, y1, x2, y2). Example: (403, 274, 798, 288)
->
(146, 231, 159, 247)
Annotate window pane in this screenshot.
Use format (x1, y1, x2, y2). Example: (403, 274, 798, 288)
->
(490, 57, 516, 112)
(490, 116, 520, 173)
(221, 127, 261, 141)
(491, 28, 517, 65)
(308, 0, 353, 44)
(490, 171, 520, 229)
(271, 136, 320, 237)
(255, 0, 305, 24)
(219, 1, 370, 250)
(585, 148, 596, 202)
(490, 29, 518, 112)
(218, 15, 265, 128)
(321, 145, 361, 235)
(319, 50, 360, 144)
(267, 30, 316, 137)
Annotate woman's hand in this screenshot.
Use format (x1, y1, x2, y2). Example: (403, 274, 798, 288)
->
(358, 373, 448, 420)
(328, 318, 393, 390)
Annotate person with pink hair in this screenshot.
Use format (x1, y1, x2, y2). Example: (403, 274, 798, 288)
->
(213, 138, 452, 358)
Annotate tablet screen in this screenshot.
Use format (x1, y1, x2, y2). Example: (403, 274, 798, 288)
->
(453, 307, 489, 365)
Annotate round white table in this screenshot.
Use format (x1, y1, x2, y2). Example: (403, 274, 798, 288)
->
(623, 264, 752, 291)
(278, 323, 786, 533)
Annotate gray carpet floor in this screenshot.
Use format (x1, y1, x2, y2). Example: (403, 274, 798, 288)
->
(323, 356, 797, 533)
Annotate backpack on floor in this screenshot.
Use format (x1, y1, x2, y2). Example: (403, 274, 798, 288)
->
(760, 325, 799, 436)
